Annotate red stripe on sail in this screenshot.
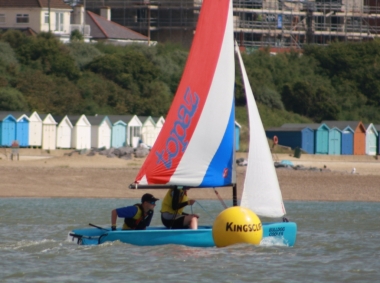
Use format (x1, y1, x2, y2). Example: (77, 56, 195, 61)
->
(135, 0, 231, 184)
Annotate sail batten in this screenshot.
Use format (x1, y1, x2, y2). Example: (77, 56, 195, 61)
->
(134, 0, 234, 188)
(236, 45, 286, 218)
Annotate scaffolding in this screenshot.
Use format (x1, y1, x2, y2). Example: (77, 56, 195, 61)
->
(77, 0, 380, 48)
(234, 0, 380, 49)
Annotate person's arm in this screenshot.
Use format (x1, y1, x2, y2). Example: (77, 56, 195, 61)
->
(144, 210, 154, 228)
(111, 206, 138, 230)
(116, 206, 138, 218)
(111, 209, 118, 230)
(171, 189, 189, 210)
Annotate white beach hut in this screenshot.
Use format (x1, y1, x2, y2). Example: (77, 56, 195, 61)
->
(125, 115, 142, 148)
(28, 111, 42, 147)
(69, 115, 91, 150)
(54, 115, 73, 149)
(87, 115, 112, 149)
(138, 116, 156, 147)
(365, 123, 378, 156)
(153, 116, 165, 145)
(40, 114, 57, 150)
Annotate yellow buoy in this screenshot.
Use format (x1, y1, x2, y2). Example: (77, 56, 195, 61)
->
(212, 206, 263, 247)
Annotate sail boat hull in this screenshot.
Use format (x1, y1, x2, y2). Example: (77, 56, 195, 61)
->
(69, 222, 297, 247)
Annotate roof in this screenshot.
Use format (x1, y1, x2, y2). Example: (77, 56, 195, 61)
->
(138, 116, 155, 126)
(152, 116, 165, 123)
(67, 115, 85, 125)
(0, 111, 31, 119)
(86, 11, 148, 41)
(107, 115, 134, 124)
(0, 113, 16, 121)
(266, 127, 313, 132)
(322, 121, 363, 131)
(87, 115, 110, 126)
(281, 123, 322, 130)
(0, 0, 71, 9)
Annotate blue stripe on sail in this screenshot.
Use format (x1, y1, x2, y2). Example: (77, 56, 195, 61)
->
(200, 100, 234, 187)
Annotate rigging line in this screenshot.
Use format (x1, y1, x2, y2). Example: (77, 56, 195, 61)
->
(213, 188, 228, 209)
(195, 201, 214, 220)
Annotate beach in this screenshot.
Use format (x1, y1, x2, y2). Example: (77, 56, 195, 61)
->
(0, 149, 379, 202)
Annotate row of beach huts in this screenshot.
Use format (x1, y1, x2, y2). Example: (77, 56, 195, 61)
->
(0, 111, 165, 150)
(266, 121, 380, 156)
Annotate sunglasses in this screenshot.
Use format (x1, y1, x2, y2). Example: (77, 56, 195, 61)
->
(149, 201, 156, 205)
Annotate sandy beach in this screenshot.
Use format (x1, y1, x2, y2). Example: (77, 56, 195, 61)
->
(0, 149, 379, 202)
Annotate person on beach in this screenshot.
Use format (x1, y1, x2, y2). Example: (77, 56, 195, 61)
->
(160, 187, 199, 229)
(111, 193, 159, 231)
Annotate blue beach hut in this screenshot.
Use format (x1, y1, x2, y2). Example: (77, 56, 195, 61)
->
(341, 127, 354, 155)
(365, 124, 378, 156)
(266, 126, 314, 154)
(328, 127, 342, 155)
(314, 124, 330, 154)
(0, 111, 30, 147)
(322, 121, 365, 155)
(0, 114, 17, 146)
(15, 114, 30, 147)
(281, 123, 329, 154)
(108, 116, 127, 148)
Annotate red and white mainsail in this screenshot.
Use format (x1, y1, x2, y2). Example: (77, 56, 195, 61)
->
(134, 0, 235, 187)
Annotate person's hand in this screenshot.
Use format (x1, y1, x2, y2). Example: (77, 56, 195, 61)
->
(191, 214, 199, 218)
(188, 199, 196, 205)
(111, 225, 116, 231)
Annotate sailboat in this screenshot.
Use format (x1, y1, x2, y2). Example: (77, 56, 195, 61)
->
(69, 0, 297, 247)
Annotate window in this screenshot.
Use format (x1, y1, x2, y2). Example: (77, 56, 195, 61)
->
(55, 12, 64, 31)
(130, 127, 141, 137)
(0, 14, 5, 24)
(16, 14, 29, 23)
(44, 12, 49, 24)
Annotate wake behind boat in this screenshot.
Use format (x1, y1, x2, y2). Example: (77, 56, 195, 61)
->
(69, 0, 297, 247)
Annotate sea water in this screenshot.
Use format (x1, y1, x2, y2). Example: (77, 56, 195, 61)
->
(0, 198, 379, 283)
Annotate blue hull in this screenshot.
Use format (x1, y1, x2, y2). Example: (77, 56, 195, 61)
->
(69, 222, 297, 247)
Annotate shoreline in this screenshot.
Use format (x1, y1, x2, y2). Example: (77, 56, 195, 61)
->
(1, 150, 379, 202)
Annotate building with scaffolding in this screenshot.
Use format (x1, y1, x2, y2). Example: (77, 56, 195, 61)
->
(76, 0, 380, 48)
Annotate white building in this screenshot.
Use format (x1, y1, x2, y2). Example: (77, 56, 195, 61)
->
(87, 115, 112, 149)
(138, 116, 156, 147)
(40, 114, 57, 150)
(28, 111, 42, 147)
(68, 115, 91, 150)
(0, 0, 73, 42)
(125, 115, 142, 148)
(55, 115, 73, 149)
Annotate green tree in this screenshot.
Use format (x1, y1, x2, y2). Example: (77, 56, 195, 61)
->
(14, 32, 80, 80)
(70, 29, 84, 42)
(15, 69, 82, 115)
(67, 41, 102, 69)
(0, 87, 28, 111)
(86, 49, 160, 96)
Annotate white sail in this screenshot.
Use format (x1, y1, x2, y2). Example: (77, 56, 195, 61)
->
(237, 45, 286, 218)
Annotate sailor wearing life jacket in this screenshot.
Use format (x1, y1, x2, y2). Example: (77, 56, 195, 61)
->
(160, 187, 199, 229)
(111, 193, 159, 231)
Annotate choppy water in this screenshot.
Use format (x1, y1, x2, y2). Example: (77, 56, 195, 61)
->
(1, 198, 379, 282)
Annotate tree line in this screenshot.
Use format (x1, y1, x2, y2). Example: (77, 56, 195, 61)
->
(0, 29, 379, 124)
